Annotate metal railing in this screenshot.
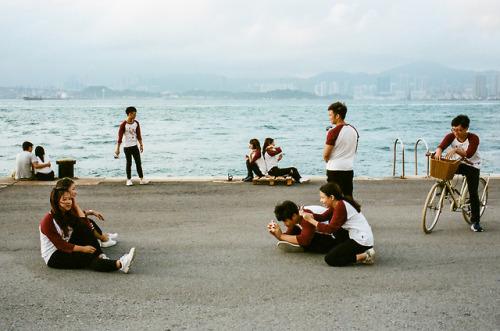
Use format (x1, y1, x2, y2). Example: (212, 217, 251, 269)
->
(415, 138, 430, 177)
(393, 138, 405, 178)
(393, 138, 431, 178)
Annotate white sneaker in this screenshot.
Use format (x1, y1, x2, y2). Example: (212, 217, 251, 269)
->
(277, 241, 304, 253)
(126, 180, 133, 186)
(119, 247, 136, 274)
(299, 178, 310, 184)
(100, 254, 109, 260)
(101, 239, 116, 248)
(362, 248, 376, 265)
(107, 233, 118, 240)
(139, 178, 150, 185)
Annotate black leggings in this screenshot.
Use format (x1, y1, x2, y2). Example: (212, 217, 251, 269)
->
(35, 171, 55, 181)
(124, 145, 143, 179)
(305, 228, 371, 267)
(246, 159, 263, 178)
(457, 163, 480, 223)
(47, 223, 118, 272)
(268, 166, 301, 182)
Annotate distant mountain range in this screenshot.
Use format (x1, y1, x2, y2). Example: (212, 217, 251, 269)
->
(2, 62, 498, 99)
(128, 62, 498, 96)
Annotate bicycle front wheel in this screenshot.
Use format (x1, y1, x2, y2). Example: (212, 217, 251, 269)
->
(462, 177, 488, 224)
(422, 182, 445, 233)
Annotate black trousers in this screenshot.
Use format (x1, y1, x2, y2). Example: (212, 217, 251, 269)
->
(124, 145, 143, 179)
(457, 163, 480, 223)
(305, 228, 371, 266)
(47, 223, 118, 272)
(327, 170, 354, 197)
(268, 166, 301, 182)
(245, 159, 263, 178)
(35, 171, 55, 181)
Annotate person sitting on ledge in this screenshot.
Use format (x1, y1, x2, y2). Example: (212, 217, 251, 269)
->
(15, 141, 36, 180)
(262, 137, 309, 183)
(33, 146, 55, 181)
(242, 138, 266, 182)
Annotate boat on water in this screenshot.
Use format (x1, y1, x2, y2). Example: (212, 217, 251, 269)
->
(23, 96, 43, 100)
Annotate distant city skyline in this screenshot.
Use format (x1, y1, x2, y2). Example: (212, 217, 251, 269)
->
(1, 1, 499, 87)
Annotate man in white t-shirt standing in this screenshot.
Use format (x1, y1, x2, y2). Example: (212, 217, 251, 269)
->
(15, 141, 36, 179)
(115, 106, 150, 186)
(323, 102, 359, 198)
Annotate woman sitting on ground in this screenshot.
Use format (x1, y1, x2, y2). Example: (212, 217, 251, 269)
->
(242, 138, 267, 182)
(262, 137, 308, 183)
(33, 146, 55, 181)
(39, 187, 136, 273)
(56, 177, 118, 248)
(300, 182, 375, 266)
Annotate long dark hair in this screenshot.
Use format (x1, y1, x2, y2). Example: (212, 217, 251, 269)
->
(249, 138, 261, 150)
(50, 188, 78, 237)
(262, 137, 274, 156)
(35, 146, 45, 163)
(320, 182, 361, 213)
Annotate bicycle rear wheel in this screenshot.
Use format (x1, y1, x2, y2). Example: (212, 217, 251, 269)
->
(422, 182, 445, 233)
(462, 177, 488, 224)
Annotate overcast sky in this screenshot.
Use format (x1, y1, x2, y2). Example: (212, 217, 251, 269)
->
(1, 0, 499, 86)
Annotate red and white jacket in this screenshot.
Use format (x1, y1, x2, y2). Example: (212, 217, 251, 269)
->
(39, 213, 74, 264)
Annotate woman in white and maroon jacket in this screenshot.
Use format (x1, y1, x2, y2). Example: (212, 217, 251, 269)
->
(40, 188, 136, 273)
(262, 137, 306, 183)
(301, 182, 375, 266)
(242, 138, 266, 182)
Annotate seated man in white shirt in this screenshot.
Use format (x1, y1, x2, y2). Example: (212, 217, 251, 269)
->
(15, 141, 36, 180)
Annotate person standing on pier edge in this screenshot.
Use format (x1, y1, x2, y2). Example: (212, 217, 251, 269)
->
(115, 106, 150, 186)
(324, 102, 359, 198)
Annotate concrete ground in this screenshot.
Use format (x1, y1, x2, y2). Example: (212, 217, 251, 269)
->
(0, 177, 498, 330)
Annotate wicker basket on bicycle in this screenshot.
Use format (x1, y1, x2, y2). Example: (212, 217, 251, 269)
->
(430, 158, 461, 180)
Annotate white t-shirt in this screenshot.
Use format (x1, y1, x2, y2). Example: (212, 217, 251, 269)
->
(326, 124, 359, 171)
(34, 155, 52, 174)
(15, 151, 36, 179)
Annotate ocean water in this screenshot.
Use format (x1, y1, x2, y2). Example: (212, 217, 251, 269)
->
(1, 99, 499, 179)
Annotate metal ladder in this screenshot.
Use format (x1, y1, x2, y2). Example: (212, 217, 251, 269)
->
(393, 138, 430, 178)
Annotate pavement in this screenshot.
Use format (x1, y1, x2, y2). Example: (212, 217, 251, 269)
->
(0, 177, 498, 330)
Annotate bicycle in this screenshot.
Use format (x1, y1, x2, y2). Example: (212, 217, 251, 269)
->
(422, 156, 489, 233)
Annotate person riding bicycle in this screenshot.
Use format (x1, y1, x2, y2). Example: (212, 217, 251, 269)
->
(434, 115, 483, 232)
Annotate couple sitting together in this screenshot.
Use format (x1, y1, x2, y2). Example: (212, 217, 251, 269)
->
(243, 137, 309, 184)
(268, 182, 375, 267)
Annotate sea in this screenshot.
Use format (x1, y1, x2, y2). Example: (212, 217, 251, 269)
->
(1, 98, 499, 179)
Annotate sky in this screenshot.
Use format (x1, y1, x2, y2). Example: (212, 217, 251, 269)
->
(1, 0, 499, 86)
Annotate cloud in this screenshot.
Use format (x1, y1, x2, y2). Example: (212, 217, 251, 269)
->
(0, 0, 499, 85)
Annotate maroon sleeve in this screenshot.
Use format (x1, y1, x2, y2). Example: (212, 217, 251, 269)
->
(249, 150, 261, 164)
(40, 213, 75, 253)
(295, 219, 316, 247)
(437, 133, 455, 151)
(117, 121, 126, 144)
(266, 147, 282, 157)
(312, 207, 333, 223)
(465, 133, 479, 159)
(135, 121, 142, 141)
(326, 125, 343, 146)
(317, 200, 347, 234)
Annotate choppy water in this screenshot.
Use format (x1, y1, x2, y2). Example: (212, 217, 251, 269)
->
(1, 99, 499, 179)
